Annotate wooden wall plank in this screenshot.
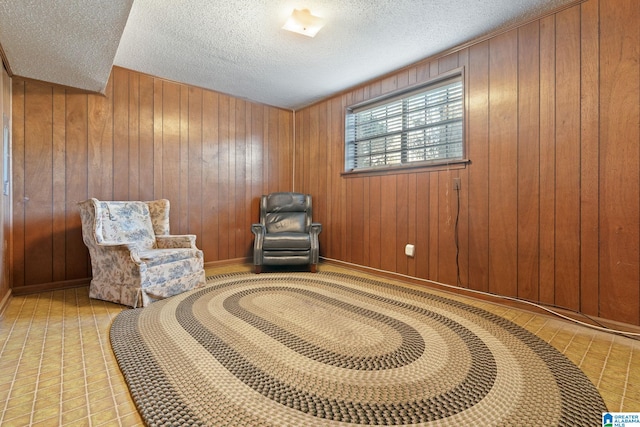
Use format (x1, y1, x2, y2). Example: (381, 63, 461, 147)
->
(87, 74, 113, 200)
(517, 21, 541, 302)
(233, 98, 246, 257)
(52, 88, 66, 282)
(415, 173, 429, 279)
(437, 170, 457, 285)
(350, 177, 365, 265)
(488, 31, 518, 297)
(368, 176, 381, 269)
(362, 178, 370, 266)
(457, 49, 470, 288)
(266, 107, 278, 194)
(188, 87, 203, 243)
(579, 0, 600, 318)
(11, 80, 25, 287)
(226, 97, 236, 256)
(23, 83, 53, 285)
(315, 103, 328, 253)
(153, 78, 163, 200)
(161, 82, 181, 228)
(396, 174, 409, 275)
(243, 102, 253, 259)
(250, 103, 263, 235)
(139, 75, 154, 201)
(328, 97, 344, 260)
(467, 42, 490, 292)
(179, 86, 190, 234)
(380, 175, 397, 272)
(307, 104, 320, 210)
(554, 6, 582, 311)
(65, 93, 88, 279)
(128, 72, 140, 201)
(599, 0, 640, 324)
(406, 174, 417, 277)
(538, 15, 557, 305)
(217, 94, 230, 259)
(202, 90, 219, 260)
(294, 108, 305, 192)
(428, 173, 439, 281)
(112, 67, 129, 200)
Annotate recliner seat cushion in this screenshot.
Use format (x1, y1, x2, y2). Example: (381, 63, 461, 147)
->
(263, 232, 310, 250)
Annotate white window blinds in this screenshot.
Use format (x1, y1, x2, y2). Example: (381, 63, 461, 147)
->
(345, 75, 463, 171)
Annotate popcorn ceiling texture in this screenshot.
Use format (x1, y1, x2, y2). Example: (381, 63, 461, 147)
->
(1, 0, 574, 108)
(0, 0, 133, 93)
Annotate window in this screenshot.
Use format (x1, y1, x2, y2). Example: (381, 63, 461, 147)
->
(345, 74, 464, 172)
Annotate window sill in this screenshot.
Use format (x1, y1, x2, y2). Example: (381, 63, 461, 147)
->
(341, 158, 470, 178)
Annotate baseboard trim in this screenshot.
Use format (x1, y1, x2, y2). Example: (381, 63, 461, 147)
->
(9, 259, 253, 296)
(0, 288, 12, 317)
(320, 258, 640, 335)
(204, 257, 251, 269)
(11, 278, 91, 296)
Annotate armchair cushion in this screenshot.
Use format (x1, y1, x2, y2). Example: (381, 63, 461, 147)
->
(135, 248, 202, 267)
(95, 200, 157, 249)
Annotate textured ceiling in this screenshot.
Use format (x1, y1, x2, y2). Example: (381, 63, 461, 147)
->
(1, 0, 576, 110)
(0, 0, 133, 93)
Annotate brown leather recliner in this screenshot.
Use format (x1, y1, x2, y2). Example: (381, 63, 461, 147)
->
(251, 192, 322, 273)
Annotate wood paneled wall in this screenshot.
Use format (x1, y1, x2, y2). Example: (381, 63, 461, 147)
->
(11, 67, 293, 291)
(294, 0, 640, 326)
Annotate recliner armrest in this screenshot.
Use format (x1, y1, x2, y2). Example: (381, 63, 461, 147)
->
(310, 223, 322, 235)
(251, 223, 265, 236)
(309, 223, 322, 264)
(251, 224, 266, 266)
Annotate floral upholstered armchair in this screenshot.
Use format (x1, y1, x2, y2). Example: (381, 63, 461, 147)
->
(78, 198, 206, 308)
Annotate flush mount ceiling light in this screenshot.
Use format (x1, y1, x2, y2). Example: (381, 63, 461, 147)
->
(282, 8, 324, 37)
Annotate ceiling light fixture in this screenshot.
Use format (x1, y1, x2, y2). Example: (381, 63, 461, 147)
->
(282, 9, 324, 37)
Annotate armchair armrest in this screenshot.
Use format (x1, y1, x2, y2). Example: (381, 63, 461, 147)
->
(156, 234, 198, 249)
(93, 240, 146, 265)
(95, 240, 133, 247)
(95, 240, 139, 252)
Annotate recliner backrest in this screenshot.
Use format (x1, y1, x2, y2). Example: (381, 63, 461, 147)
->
(261, 192, 312, 234)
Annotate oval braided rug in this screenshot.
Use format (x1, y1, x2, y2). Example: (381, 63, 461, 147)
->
(110, 272, 607, 426)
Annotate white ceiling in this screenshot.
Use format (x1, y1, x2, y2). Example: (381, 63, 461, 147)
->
(0, 0, 576, 110)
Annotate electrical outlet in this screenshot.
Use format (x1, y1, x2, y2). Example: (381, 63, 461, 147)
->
(453, 177, 461, 190)
(405, 244, 415, 257)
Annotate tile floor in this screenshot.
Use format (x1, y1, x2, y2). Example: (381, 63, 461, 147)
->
(1, 263, 639, 426)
